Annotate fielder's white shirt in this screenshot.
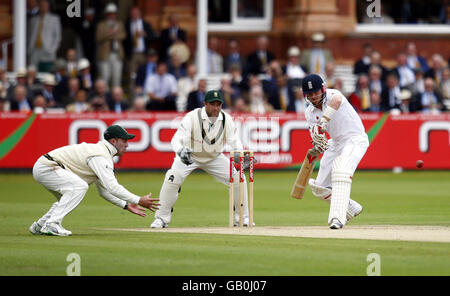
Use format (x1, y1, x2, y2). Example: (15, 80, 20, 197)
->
(305, 89, 367, 145)
(41, 140, 140, 208)
(87, 152, 141, 207)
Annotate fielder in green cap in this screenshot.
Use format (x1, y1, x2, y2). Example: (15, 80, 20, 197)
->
(104, 125, 136, 141)
(150, 89, 256, 229)
(29, 125, 159, 236)
(204, 90, 225, 104)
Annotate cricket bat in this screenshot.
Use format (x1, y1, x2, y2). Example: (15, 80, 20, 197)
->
(290, 148, 320, 199)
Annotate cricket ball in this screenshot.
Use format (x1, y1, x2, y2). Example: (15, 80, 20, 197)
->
(416, 160, 424, 169)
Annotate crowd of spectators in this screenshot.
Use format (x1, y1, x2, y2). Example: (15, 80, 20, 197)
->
(0, 1, 449, 115)
(349, 42, 449, 114)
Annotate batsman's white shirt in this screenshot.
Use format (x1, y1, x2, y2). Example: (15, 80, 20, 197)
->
(305, 89, 366, 145)
(305, 88, 369, 187)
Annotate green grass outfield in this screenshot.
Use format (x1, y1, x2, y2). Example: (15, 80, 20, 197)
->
(0, 170, 449, 276)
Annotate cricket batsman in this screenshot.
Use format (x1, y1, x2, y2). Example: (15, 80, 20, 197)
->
(150, 90, 253, 228)
(29, 125, 160, 236)
(302, 74, 369, 229)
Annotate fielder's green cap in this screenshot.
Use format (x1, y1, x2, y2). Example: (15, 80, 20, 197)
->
(104, 125, 135, 140)
(204, 90, 224, 103)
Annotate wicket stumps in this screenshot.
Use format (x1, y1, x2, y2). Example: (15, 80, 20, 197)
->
(229, 150, 254, 227)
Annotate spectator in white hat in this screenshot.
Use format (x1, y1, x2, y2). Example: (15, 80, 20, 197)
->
(35, 73, 61, 108)
(96, 3, 126, 89)
(6, 68, 34, 102)
(283, 46, 307, 80)
(77, 58, 94, 92)
(398, 88, 414, 114)
(300, 32, 334, 76)
(281, 46, 307, 112)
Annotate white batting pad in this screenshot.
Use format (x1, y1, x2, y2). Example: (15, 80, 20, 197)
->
(233, 173, 249, 221)
(329, 156, 353, 225)
(154, 169, 184, 224)
(310, 178, 362, 222)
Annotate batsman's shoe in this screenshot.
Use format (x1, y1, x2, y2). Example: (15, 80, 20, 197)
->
(150, 218, 168, 229)
(234, 217, 256, 227)
(347, 206, 363, 222)
(329, 218, 343, 230)
(40, 222, 72, 236)
(29, 221, 43, 235)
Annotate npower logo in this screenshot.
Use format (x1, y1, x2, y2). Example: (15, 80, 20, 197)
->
(68, 118, 310, 153)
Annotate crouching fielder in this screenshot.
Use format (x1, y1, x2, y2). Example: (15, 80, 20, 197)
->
(30, 125, 160, 236)
(151, 90, 253, 228)
(302, 74, 369, 229)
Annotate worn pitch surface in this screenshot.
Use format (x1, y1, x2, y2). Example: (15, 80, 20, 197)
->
(103, 225, 450, 243)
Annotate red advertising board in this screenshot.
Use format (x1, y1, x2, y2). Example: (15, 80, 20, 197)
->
(1, 112, 449, 169)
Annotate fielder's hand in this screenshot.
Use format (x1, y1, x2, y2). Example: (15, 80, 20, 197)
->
(126, 203, 147, 217)
(178, 147, 193, 165)
(138, 193, 160, 212)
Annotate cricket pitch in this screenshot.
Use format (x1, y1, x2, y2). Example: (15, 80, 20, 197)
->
(103, 225, 450, 243)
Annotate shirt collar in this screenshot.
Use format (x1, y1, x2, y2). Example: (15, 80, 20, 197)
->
(201, 107, 223, 123)
(100, 139, 118, 157)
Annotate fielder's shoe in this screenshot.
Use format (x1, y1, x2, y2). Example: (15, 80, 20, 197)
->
(150, 218, 168, 229)
(29, 221, 43, 235)
(40, 222, 72, 236)
(329, 218, 343, 230)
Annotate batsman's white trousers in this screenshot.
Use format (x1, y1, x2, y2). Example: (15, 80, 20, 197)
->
(32, 161, 89, 225)
(154, 153, 248, 224)
(315, 135, 369, 224)
(315, 135, 369, 188)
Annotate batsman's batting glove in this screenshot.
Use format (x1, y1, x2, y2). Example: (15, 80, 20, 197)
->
(312, 137, 329, 154)
(311, 124, 328, 143)
(178, 147, 193, 165)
